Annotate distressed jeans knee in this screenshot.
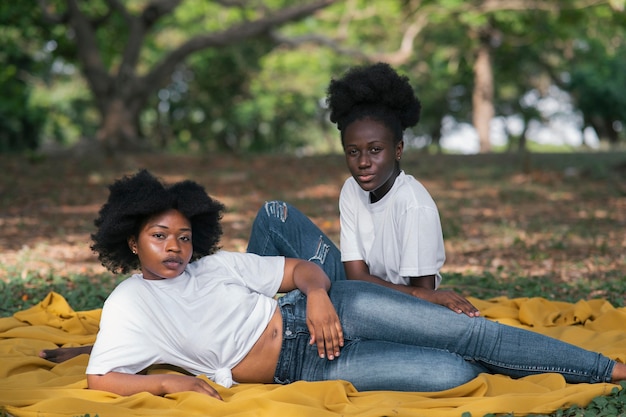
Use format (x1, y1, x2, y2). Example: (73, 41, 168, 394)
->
(247, 201, 346, 281)
(263, 200, 289, 223)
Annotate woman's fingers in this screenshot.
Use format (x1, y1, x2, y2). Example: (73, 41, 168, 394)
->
(308, 311, 344, 360)
(434, 290, 480, 317)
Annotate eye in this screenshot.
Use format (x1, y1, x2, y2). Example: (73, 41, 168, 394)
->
(346, 148, 358, 156)
(180, 235, 191, 242)
(370, 146, 382, 154)
(152, 233, 165, 239)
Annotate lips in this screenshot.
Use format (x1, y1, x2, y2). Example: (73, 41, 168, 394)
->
(162, 257, 184, 270)
(357, 173, 375, 183)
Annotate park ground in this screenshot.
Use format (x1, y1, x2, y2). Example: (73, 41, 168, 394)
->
(1, 150, 625, 313)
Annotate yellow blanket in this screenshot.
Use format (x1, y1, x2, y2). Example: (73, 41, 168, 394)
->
(1, 292, 624, 417)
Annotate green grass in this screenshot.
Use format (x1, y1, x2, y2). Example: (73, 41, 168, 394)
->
(0, 269, 122, 316)
(467, 381, 626, 417)
(443, 270, 626, 307)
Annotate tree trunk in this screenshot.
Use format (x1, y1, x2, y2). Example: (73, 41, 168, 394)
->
(472, 35, 495, 153)
(96, 99, 143, 152)
(42, 0, 338, 152)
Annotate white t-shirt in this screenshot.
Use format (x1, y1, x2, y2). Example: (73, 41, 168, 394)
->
(86, 250, 284, 388)
(340, 171, 445, 287)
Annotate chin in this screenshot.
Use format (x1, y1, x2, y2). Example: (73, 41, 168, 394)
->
(358, 183, 377, 192)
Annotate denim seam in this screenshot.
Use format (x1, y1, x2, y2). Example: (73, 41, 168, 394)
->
(470, 357, 606, 383)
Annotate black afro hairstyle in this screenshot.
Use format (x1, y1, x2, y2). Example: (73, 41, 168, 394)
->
(91, 169, 225, 274)
(326, 62, 421, 144)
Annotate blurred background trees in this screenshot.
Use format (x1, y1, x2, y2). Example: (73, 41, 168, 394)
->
(1, 0, 624, 154)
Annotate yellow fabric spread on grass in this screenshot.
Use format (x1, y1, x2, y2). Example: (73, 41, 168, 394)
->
(1, 292, 624, 417)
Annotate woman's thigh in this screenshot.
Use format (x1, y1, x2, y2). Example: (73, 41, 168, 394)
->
(248, 201, 346, 281)
(329, 280, 481, 350)
(309, 340, 481, 392)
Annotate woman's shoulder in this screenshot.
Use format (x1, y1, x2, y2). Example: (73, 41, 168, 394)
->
(102, 274, 145, 307)
(340, 176, 358, 193)
(340, 176, 367, 203)
(393, 173, 437, 208)
(191, 250, 282, 273)
(192, 250, 254, 267)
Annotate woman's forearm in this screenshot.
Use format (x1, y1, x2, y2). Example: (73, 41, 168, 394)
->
(87, 372, 222, 399)
(289, 260, 331, 295)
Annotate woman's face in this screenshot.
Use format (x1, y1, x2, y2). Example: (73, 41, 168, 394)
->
(128, 209, 193, 280)
(343, 118, 403, 202)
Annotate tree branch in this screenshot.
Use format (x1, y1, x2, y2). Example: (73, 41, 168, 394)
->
(143, 0, 338, 87)
(371, 16, 428, 65)
(140, 0, 183, 26)
(64, 0, 111, 104)
(270, 5, 429, 67)
(269, 31, 367, 59)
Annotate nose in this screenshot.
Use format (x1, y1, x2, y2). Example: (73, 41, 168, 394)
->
(357, 152, 370, 168)
(166, 237, 181, 252)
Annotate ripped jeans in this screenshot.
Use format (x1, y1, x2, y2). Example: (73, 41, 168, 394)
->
(274, 281, 615, 391)
(248, 201, 617, 391)
(247, 201, 346, 281)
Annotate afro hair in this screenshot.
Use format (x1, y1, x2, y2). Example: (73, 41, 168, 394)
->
(326, 62, 421, 143)
(91, 169, 225, 274)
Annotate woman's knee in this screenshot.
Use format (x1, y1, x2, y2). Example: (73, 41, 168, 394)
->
(251, 200, 291, 233)
(261, 201, 290, 223)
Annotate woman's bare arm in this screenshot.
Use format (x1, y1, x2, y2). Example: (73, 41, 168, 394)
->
(39, 345, 93, 363)
(87, 372, 222, 399)
(344, 260, 479, 317)
(279, 258, 343, 360)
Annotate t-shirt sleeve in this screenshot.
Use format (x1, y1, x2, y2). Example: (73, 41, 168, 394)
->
(86, 284, 157, 375)
(227, 251, 285, 296)
(398, 204, 445, 278)
(339, 181, 363, 262)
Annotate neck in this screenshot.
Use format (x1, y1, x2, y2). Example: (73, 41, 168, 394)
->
(369, 169, 401, 203)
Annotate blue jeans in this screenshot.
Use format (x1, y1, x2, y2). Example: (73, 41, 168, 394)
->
(247, 201, 346, 281)
(274, 281, 615, 392)
(248, 202, 616, 391)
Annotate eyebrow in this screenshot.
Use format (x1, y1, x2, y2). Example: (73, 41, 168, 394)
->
(345, 141, 385, 147)
(148, 224, 192, 232)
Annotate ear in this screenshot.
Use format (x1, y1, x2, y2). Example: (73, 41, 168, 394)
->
(396, 140, 404, 161)
(128, 237, 138, 255)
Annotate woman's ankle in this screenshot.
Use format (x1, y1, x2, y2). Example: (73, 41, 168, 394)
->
(611, 362, 626, 383)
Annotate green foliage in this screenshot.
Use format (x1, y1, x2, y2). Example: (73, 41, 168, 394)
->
(477, 381, 626, 417)
(567, 39, 626, 145)
(0, 2, 48, 152)
(144, 38, 277, 152)
(4, 0, 626, 152)
(0, 268, 122, 316)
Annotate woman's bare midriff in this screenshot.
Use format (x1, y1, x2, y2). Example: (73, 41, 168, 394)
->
(231, 306, 283, 383)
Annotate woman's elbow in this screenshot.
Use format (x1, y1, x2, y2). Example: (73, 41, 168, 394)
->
(86, 373, 105, 390)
